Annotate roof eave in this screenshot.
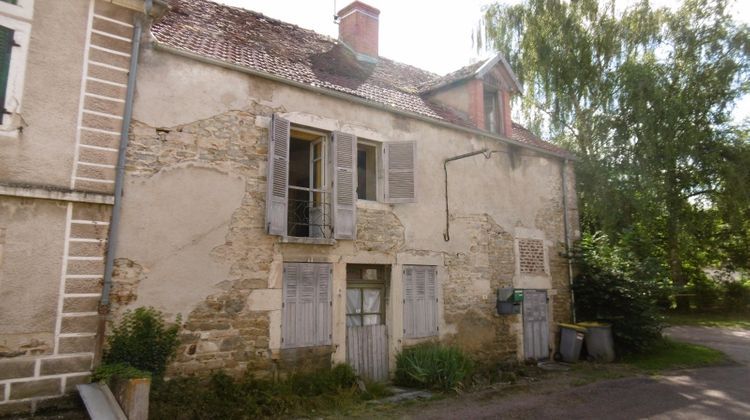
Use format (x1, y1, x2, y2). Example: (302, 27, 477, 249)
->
(474, 53, 523, 94)
(152, 41, 575, 161)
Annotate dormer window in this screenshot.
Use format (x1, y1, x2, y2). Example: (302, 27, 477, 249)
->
(483, 88, 500, 134)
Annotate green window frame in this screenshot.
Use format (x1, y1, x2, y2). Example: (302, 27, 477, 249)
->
(0, 25, 15, 124)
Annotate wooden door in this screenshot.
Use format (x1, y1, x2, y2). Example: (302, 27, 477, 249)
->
(523, 289, 549, 360)
(346, 266, 388, 381)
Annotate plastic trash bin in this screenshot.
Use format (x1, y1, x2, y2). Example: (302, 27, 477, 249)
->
(579, 322, 615, 362)
(558, 323, 586, 363)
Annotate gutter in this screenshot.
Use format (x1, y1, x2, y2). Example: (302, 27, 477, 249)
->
(561, 159, 576, 322)
(152, 42, 576, 162)
(96, 0, 149, 363)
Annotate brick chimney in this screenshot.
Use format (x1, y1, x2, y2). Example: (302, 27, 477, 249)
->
(337, 1, 380, 59)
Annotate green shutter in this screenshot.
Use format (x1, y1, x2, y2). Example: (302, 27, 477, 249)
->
(1, 1, 18, 5)
(0, 25, 14, 124)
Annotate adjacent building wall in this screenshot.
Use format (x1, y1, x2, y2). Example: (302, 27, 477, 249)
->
(0, 0, 140, 414)
(113, 45, 580, 378)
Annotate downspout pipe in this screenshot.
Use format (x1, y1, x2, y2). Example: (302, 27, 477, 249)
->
(443, 149, 488, 241)
(561, 158, 576, 322)
(100, 13, 143, 308)
(96, 2, 148, 363)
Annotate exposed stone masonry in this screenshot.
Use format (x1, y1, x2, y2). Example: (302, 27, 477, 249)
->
(518, 238, 545, 274)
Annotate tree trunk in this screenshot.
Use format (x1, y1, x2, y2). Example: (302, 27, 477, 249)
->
(666, 181, 690, 312)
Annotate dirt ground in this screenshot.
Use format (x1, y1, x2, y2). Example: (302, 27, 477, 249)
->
(366, 325, 750, 419)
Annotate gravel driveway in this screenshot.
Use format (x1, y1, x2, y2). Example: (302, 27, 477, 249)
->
(398, 326, 750, 420)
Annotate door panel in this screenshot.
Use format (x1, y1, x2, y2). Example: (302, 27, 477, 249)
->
(523, 290, 549, 360)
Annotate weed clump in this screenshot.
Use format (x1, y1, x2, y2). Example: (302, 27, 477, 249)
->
(394, 343, 474, 391)
(104, 307, 180, 379)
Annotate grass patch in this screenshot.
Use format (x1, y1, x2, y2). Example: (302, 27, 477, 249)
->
(621, 338, 727, 372)
(149, 364, 395, 419)
(665, 311, 750, 330)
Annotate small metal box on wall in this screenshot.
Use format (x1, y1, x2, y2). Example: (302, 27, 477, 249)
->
(496, 287, 522, 314)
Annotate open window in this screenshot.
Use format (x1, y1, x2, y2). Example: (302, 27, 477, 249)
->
(266, 114, 417, 240)
(265, 114, 357, 240)
(288, 130, 329, 238)
(357, 141, 378, 201)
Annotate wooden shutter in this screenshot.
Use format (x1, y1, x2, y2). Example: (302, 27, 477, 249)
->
(265, 114, 290, 236)
(402, 266, 416, 338)
(425, 266, 438, 335)
(282, 262, 332, 348)
(282, 263, 300, 347)
(403, 265, 438, 338)
(0, 26, 14, 124)
(332, 131, 357, 239)
(315, 264, 332, 345)
(384, 141, 417, 203)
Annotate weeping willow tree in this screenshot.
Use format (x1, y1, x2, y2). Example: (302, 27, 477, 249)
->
(478, 0, 750, 310)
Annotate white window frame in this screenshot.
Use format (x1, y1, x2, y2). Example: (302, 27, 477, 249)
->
(0, 10, 31, 138)
(356, 138, 381, 203)
(287, 127, 331, 239)
(0, 0, 34, 21)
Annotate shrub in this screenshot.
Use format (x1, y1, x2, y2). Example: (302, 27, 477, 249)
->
(723, 279, 750, 313)
(687, 274, 723, 311)
(394, 343, 473, 391)
(104, 307, 180, 379)
(92, 362, 151, 384)
(150, 364, 362, 419)
(572, 232, 664, 353)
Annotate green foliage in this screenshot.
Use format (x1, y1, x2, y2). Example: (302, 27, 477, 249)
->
(622, 338, 727, 372)
(572, 233, 664, 353)
(723, 279, 750, 312)
(92, 362, 151, 384)
(479, 0, 750, 309)
(103, 307, 180, 379)
(394, 343, 474, 391)
(150, 364, 366, 419)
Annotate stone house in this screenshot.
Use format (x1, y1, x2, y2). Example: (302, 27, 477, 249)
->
(0, 0, 579, 413)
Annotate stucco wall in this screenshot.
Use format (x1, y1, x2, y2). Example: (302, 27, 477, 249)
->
(112, 45, 578, 377)
(0, 197, 66, 356)
(0, 0, 89, 187)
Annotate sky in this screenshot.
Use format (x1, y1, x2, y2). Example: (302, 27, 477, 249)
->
(215, 0, 750, 122)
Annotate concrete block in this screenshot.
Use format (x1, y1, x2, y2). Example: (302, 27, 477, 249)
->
(58, 336, 96, 354)
(0, 400, 33, 416)
(40, 354, 93, 375)
(0, 358, 35, 380)
(65, 374, 92, 393)
(10, 378, 61, 400)
(61, 315, 99, 333)
(63, 296, 100, 313)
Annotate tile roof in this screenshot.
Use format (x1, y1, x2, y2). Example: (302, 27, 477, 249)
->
(153, 0, 569, 157)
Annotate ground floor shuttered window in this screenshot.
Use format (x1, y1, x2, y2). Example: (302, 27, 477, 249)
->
(282, 262, 332, 348)
(403, 265, 438, 338)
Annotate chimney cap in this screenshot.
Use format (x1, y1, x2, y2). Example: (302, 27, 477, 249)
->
(337, 1, 380, 19)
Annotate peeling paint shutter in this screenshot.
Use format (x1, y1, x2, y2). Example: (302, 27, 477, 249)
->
(403, 265, 438, 338)
(282, 263, 332, 348)
(282, 263, 299, 347)
(316, 264, 332, 345)
(333, 131, 357, 240)
(403, 266, 416, 337)
(425, 267, 438, 335)
(266, 114, 290, 236)
(384, 141, 417, 203)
